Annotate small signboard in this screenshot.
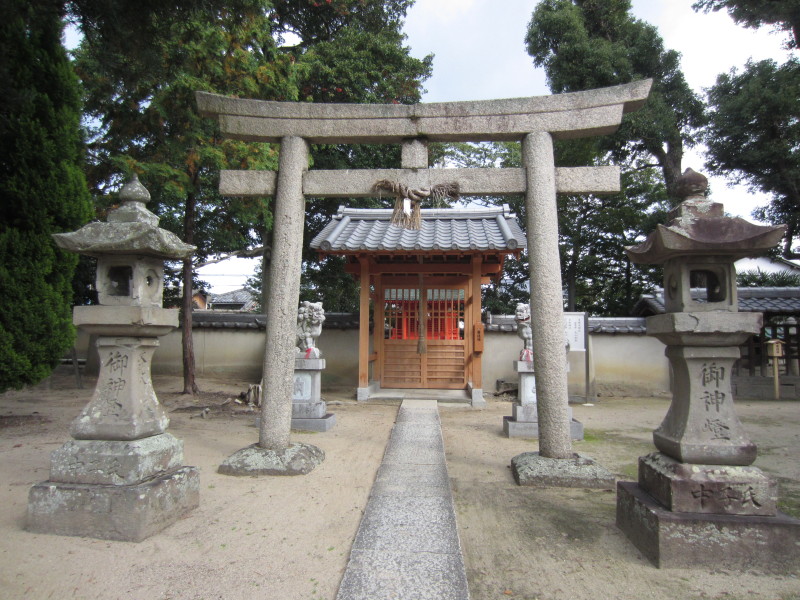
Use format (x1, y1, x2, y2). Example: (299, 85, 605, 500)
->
(564, 312, 586, 352)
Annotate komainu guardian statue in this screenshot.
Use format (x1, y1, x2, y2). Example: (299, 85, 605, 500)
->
(515, 303, 533, 361)
(296, 301, 325, 358)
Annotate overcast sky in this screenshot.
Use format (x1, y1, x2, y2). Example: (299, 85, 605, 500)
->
(402, 0, 792, 214)
(199, 0, 795, 293)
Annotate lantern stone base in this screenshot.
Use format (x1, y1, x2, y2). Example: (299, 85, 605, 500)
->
(616, 481, 800, 571)
(218, 442, 324, 476)
(638, 452, 777, 516)
(49, 433, 185, 486)
(511, 452, 615, 489)
(26, 434, 198, 542)
(26, 466, 199, 542)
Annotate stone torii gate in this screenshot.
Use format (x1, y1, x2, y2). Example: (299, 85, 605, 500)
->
(197, 80, 651, 470)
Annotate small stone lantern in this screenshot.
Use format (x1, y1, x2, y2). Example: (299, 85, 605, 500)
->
(616, 169, 800, 570)
(26, 175, 200, 541)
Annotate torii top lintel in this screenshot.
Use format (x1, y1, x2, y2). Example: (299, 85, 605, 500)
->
(195, 80, 652, 145)
(195, 81, 652, 199)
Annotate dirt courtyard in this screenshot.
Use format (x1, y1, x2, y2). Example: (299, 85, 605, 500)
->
(1, 372, 798, 600)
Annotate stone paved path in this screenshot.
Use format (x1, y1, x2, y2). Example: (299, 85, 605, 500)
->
(335, 399, 470, 600)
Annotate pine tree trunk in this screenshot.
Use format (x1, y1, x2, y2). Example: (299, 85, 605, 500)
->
(660, 141, 684, 203)
(565, 254, 578, 312)
(182, 191, 198, 395)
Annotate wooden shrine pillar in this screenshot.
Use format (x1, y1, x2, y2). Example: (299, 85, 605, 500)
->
(357, 257, 371, 401)
(372, 273, 383, 389)
(469, 255, 485, 406)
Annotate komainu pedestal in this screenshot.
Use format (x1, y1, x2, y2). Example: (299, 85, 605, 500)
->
(504, 304, 583, 440)
(616, 170, 799, 571)
(292, 358, 336, 432)
(291, 302, 335, 432)
(503, 360, 583, 440)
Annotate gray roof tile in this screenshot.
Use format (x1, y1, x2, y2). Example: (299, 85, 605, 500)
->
(632, 287, 800, 316)
(311, 205, 526, 254)
(484, 314, 648, 335)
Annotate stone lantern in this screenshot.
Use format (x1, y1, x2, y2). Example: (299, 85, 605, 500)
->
(26, 175, 200, 541)
(616, 169, 799, 570)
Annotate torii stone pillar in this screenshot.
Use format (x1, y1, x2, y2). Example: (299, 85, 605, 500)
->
(522, 132, 571, 458)
(196, 80, 652, 478)
(218, 137, 326, 475)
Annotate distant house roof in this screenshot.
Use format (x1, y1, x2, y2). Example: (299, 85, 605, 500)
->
(736, 256, 800, 274)
(632, 287, 800, 317)
(208, 288, 258, 312)
(310, 205, 526, 254)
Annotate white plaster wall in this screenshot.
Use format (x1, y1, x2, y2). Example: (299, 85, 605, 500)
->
(92, 325, 669, 397)
(149, 327, 361, 386)
(315, 329, 360, 387)
(154, 328, 265, 381)
(589, 334, 670, 397)
(481, 331, 670, 398)
(482, 333, 523, 391)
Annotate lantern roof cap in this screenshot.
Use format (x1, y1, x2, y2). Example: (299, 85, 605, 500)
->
(626, 169, 785, 265)
(52, 175, 196, 260)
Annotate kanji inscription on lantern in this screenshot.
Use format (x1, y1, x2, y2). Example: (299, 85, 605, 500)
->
(106, 351, 129, 374)
(98, 350, 131, 412)
(105, 377, 127, 396)
(691, 483, 763, 510)
(702, 390, 726, 412)
(700, 362, 725, 388)
(691, 484, 714, 508)
(703, 417, 731, 440)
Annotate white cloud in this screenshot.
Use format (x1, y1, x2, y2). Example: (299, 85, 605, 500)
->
(637, 0, 790, 91)
(404, 0, 549, 102)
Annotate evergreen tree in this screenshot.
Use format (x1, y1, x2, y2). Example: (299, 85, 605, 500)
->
(73, 1, 431, 388)
(0, 1, 93, 392)
(694, 1, 799, 259)
(526, 0, 705, 201)
(693, 0, 800, 48)
(737, 268, 800, 287)
(703, 58, 800, 258)
(74, 2, 297, 393)
(443, 141, 668, 316)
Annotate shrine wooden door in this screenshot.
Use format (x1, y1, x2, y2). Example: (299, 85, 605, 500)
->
(380, 282, 467, 389)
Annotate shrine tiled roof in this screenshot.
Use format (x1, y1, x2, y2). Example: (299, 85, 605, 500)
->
(310, 205, 526, 254)
(632, 287, 800, 316)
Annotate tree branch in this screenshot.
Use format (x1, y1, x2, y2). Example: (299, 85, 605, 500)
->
(780, 221, 800, 259)
(196, 246, 267, 268)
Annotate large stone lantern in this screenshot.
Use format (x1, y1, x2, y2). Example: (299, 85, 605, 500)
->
(616, 169, 799, 570)
(26, 175, 200, 541)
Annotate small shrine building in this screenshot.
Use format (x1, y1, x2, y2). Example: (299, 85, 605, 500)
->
(311, 204, 526, 402)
